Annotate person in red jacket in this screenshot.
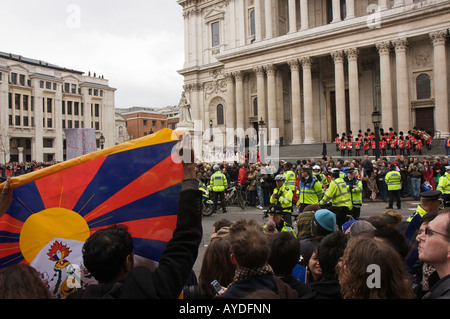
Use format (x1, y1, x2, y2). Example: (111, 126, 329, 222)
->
(406, 136, 411, 156)
(398, 136, 405, 156)
(354, 138, 361, 156)
(364, 139, 370, 156)
(347, 140, 353, 157)
(340, 138, 347, 157)
(335, 134, 340, 151)
(237, 163, 248, 187)
(380, 138, 387, 156)
(416, 137, 423, 155)
(390, 136, 397, 155)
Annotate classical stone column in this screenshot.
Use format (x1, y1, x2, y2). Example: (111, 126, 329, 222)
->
(265, 0, 273, 39)
(300, 0, 309, 30)
(288, 0, 297, 34)
(254, 0, 263, 42)
(235, 71, 245, 132)
(288, 60, 302, 144)
(266, 64, 277, 143)
(254, 66, 267, 124)
(301, 57, 314, 144)
(225, 73, 236, 130)
(332, 50, 346, 136)
(430, 30, 449, 136)
(376, 41, 393, 130)
(392, 38, 410, 134)
(332, 0, 341, 23)
(346, 48, 360, 133)
(346, 0, 355, 19)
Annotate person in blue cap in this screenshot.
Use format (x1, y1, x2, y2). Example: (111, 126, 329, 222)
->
(299, 209, 337, 265)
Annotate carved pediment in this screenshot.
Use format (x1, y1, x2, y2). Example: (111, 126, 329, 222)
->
(204, 8, 225, 23)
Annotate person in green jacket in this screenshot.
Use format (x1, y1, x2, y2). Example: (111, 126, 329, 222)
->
(283, 162, 296, 192)
(385, 163, 402, 210)
(319, 168, 352, 228)
(344, 168, 363, 219)
(210, 164, 228, 213)
(270, 174, 294, 225)
(296, 166, 324, 214)
(263, 205, 296, 238)
(407, 190, 441, 222)
(437, 166, 450, 207)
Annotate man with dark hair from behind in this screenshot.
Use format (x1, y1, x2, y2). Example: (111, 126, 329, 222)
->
(83, 224, 135, 285)
(68, 133, 203, 299)
(220, 219, 298, 299)
(268, 232, 312, 298)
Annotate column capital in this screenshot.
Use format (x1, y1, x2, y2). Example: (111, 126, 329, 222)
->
(429, 30, 448, 46)
(224, 72, 234, 83)
(300, 56, 312, 68)
(345, 48, 359, 61)
(392, 38, 408, 52)
(376, 41, 391, 54)
(234, 70, 244, 81)
(265, 64, 277, 75)
(287, 59, 300, 71)
(253, 66, 265, 76)
(331, 50, 345, 63)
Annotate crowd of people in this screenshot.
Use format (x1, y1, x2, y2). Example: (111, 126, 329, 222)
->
(0, 161, 57, 181)
(334, 127, 433, 157)
(0, 133, 449, 300)
(196, 154, 450, 212)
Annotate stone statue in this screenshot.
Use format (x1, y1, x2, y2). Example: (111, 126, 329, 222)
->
(177, 92, 194, 129)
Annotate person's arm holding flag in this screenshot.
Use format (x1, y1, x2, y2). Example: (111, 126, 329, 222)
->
(119, 133, 203, 299)
(0, 178, 12, 217)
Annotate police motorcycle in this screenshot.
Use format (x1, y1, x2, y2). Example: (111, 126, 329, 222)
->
(199, 182, 214, 216)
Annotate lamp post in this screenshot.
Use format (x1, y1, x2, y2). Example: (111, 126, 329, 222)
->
(99, 133, 105, 150)
(259, 117, 266, 163)
(371, 109, 382, 161)
(209, 120, 213, 142)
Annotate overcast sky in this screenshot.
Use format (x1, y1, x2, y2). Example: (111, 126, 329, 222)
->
(0, 0, 185, 109)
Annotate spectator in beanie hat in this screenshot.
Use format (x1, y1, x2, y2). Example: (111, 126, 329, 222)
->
(299, 209, 336, 264)
(311, 209, 337, 237)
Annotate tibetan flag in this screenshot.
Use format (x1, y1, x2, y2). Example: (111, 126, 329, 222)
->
(0, 128, 184, 297)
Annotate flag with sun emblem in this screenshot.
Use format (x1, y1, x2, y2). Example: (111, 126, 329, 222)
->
(0, 128, 184, 298)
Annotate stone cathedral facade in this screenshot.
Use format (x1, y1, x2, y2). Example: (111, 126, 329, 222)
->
(177, 0, 450, 145)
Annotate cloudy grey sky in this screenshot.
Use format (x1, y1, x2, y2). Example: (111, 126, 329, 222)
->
(0, 0, 185, 108)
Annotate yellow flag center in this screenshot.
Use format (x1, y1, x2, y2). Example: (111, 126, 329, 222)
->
(19, 208, 90, 263)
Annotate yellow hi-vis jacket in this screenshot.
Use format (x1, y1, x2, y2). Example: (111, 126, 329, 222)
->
(296, 177, 324, 206)
(283, 170, 296, 191)
(385, 170, 402, 191)
(345, 178, 363, 206)
(210, 171, 228, 192)
(437, 172, 450, 195)
(319, 177, 353, 209)
(270, 184, 293, 213)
